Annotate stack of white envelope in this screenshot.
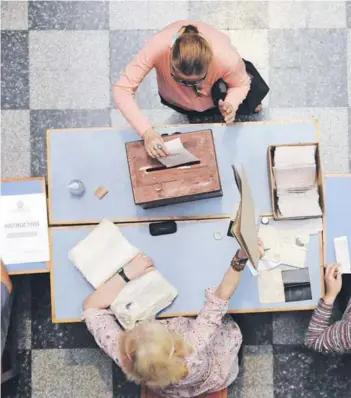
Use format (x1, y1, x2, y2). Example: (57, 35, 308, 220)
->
(110, 270, 178, 330)
(69, 219, 140, 288)
(273, 145, 322, 218)
(69, 219, 178, 329)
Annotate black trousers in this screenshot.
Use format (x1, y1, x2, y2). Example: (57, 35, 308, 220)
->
(338, 274, 351, 313)
(160, 59, 270, 120)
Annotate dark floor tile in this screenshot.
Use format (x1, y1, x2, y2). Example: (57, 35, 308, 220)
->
(31, 274, 97, 349)
(272, 311, 313, 345)
(1, 349, 31, 398)
(30, 109, 110, 177)
(28, 1, 109, 30)
(11, 275, 32, 349)
(1, 31, 29, 109)
(274, 345, 351, 398)
(112, 362, 140, 398)
(232, 313, 273, 345)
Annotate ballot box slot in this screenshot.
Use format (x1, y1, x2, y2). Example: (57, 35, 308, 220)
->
(146, 160, 201, 172)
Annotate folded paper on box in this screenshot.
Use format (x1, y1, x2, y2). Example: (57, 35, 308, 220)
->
(110, 270, 178, 330)
(158, 138, 199, 168)
(68, 219, 140, 288)
(230, 166, 260, 268)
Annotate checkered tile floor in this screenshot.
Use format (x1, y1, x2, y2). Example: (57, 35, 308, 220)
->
(1, 1, 351, 397)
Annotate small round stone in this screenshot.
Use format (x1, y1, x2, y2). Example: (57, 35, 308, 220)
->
(214, 231, 223, 240)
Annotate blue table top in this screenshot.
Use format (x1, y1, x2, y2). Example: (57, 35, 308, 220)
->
(47, 121, 317, 224)
(324, 175, 351, 265)
(50, 219, 323, 322)
(0, 178, 49, 275)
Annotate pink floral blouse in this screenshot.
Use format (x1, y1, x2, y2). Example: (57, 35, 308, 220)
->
(83, 288, 242, 397)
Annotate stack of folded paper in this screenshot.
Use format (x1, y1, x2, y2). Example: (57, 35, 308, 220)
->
(68, 219, 140, 288)
(273, 145, 322, 218)
(110, 270, 178, 330)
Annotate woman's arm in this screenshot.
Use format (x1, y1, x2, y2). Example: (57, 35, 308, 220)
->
(186, 250, 248, 351)
(83, 254, 155, 362)
(305, 299, 351, 353)
(305, 264, 351, 353)
(113, 37, 159, 137)
(220, 54, 251, 115)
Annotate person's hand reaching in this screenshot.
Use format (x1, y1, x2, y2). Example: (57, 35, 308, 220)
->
(143, 127, 169, 158)
(218, 100, 235, 124)
(124, 253, 155, 280)
(324, 263, 342, 305)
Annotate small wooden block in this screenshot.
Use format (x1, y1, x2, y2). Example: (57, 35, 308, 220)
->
(94, 186, 108, 200)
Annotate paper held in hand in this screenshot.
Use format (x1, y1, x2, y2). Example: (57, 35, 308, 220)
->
(0, 193, 50, 264)
(157, 138, 199, 168)
(229, 166, 260, 268)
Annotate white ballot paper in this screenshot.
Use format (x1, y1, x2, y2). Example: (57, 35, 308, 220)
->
(158, 138, 199, 168)
(258, 268, 285, 304)
(110, 270, 178, 330)
(334, 236, 351, 274)
(258, 225, 309, 268)
(0, 194, 50, 264)
(69, 219, 140, 288)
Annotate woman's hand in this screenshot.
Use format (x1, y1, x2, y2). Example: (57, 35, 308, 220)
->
(323, 264, 342, 305)
(143, 128, 169, 158)
(218, 100, 235, 124)
(124, 253, 155, 281)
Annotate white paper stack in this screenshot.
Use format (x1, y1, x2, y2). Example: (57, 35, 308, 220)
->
(68, 219, 140, 288)
(273, 145, 322, 218)
(110, 270, 178, 330)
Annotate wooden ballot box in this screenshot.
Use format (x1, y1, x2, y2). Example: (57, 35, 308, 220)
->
(126, 129, 222, 208)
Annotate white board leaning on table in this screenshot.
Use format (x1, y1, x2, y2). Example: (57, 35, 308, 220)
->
(0, 193, 50, 264)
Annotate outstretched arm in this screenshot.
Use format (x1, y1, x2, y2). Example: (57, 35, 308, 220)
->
(305, 264, 351, 353)
(186, 249, 250, 352)
(113, 37, 158, 137)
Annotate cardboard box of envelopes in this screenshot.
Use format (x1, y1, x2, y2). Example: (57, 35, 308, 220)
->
(126, 129, 222, 209)
(267, 142, 325, 220)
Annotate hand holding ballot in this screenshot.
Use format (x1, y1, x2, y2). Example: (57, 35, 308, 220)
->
(143, 127, 169, 158)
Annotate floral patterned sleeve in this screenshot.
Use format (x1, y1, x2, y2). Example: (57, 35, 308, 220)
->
(82, 308, 123, 364)
(185, 288, 236, 352)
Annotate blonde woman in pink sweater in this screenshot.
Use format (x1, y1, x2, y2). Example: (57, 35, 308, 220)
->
(113, 20, 268, 158)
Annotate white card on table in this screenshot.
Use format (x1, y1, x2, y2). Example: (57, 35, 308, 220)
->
(0, 193, 50, 264)
(334, 236, 351, 274)
(258, 268, 285, 304)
